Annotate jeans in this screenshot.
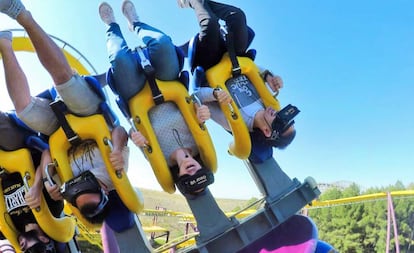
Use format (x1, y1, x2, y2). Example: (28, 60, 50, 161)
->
(106, 22, 180, 102)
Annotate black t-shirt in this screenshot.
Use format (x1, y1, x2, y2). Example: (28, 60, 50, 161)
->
(0, 112, 64, 233)
(2, 173, 36, 232)
(1, 172, 64, 233)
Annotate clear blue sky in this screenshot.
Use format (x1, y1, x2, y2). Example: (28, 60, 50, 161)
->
(0, 0, 413, 199)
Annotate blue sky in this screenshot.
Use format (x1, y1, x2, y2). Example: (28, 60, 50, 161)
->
(0, 0, 413, 199)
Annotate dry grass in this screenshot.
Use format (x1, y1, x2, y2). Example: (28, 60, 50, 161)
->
(138, 188, 252, 239)
(139, 188, 250, 213)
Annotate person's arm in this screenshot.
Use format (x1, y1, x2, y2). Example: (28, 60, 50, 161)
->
(24, 150, 47, 209)
(265, 74, 283, 94)
(194, 87, 216, 103)
(212, 88, 232, 105)
(129, 129, 149, 160)
(109, 126, 129, 171)
(36, 150, 63, 202)
(111, 126, 129, 150)
(194, 87, 233, 124)
(195, 103, 211, 124)
(130, 129, 148, 148)
(259, 66, 283, 94)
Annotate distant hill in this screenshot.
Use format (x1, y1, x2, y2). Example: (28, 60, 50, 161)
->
(139, 188, 251, 214)
(137, 188, 253, 240)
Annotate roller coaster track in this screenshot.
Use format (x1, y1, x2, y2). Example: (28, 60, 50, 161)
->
(305, 190, 414, 209)
(8, 28, 97, 75)
(8, 30, 412, 252)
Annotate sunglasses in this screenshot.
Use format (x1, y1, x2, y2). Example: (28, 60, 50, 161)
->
(25, 241, 55, 253)
(25, 242, 45, 253)
(268, 104, 300, 141)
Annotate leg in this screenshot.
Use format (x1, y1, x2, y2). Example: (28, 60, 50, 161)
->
(15, 6, 101, 117)
(133, 22, 180, 80)
(0, 31, 59, 135)
(0, 31, 31, 113)
(121, 1, 180, 81)
(11, 6, 73, 85)
(207, 1, 249, 54)
(188, 0, 224, 70)
(1, 2, 101, 131)
(100, 2, 145, 102)
(107, 23, 145, 102)
(189, 0, 220, 45)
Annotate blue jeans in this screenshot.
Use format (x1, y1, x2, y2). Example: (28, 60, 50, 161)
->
(106, 22, 180, 102)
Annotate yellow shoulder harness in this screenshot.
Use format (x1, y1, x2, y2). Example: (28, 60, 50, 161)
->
(0, 149, 76, 251)
(204, 53, 282, 159)
(49, 113, 144, 229)
(128, 80, 217, 193)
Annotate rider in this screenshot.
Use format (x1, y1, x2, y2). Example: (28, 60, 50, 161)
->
(178, 0, 297, 162)
(0, 0, 129, 227)
(99, 0, 217, 195)
(0, 109, 64, 253)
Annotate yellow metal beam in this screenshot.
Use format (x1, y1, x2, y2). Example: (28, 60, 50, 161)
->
(305, 190, 414, 209)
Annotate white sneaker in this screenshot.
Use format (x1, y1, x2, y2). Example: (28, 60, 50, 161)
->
(122, 0, 139, 32)
(99, 2, 116, 25)
(177, 0, 191, 8)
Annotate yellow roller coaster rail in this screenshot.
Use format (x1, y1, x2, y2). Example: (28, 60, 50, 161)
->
(9, 28, 98, 76)
(305, 190, 414, 209)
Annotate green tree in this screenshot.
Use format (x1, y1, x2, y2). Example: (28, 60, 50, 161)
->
(308, 182, 414, 252)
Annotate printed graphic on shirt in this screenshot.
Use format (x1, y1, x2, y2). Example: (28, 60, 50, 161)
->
(4, 185, 29, 214)
(226, 75, 260, 109)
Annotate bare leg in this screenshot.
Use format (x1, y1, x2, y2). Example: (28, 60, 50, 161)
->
(15, 9, 73, 85)
(0, 32, 31, 113)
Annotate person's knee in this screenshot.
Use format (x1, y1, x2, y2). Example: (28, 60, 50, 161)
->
(149, 35, 175, 54)
(203, 16, 220, 34)
(54, 69, 75, 86)
(150, 37, 181, 79)
(112, 50, 136, 71)
(226, 7, 246, 25)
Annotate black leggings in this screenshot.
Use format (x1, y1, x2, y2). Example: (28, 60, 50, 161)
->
(191, 0, 249, 70)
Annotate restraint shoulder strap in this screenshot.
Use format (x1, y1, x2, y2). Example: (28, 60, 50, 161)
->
(220, 26, 241, 77)
(49, 99, 81, 146)
(135, 46, 164, 105)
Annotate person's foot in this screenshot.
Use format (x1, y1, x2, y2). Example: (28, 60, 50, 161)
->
(121, 0, 139, 32)
(0, 0, 25, 19)
(176, 0, 202, 8)
(0, 30, 12, 41)
(99, 2, 116, 25)
(177, 0, 191, 8)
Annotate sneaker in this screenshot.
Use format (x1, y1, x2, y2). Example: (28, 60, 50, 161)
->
(121, 0, 139, 32)
(0, 30, 12, 41)
(99, 2, 115, 25)
(177, 0, 191, 8)
(0, 0, 25, 19)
